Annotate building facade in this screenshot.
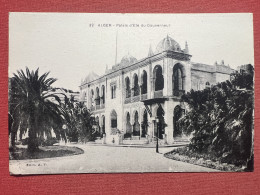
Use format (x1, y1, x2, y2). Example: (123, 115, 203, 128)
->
(79, 35, 235, 144)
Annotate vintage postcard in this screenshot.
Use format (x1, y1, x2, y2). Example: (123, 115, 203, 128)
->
(8, 13, 254, 175)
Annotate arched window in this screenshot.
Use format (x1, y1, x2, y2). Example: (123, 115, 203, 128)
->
(141, 70, 147, 94)
(153, 65, 164, 91)
(205, 82, 210, 89)
(156, 106, 165, 139)
(133, 111, 140, 136)
(101, 85, 105, 104)
(111, 85, 116, 99)
(133, 74, 139, 96)
(91, 89, 94, 107)
(95, 87, 100, 105)
(125, 77, 131, 98)
(82, 91, 87, 101)
(141, 110, 148, 137)
(101, 115, 105, 134)
(95, 116, 100, 134)
(173, 105, 183, 137)
(125, 112, 132, 138)
(173, 65, 183, 90)
(111, 110, 117, 128)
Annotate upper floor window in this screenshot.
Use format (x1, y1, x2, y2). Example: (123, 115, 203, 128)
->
(95, 87, 100, 105)
(125, 77, 131, 98)
(111, 85, 116, 99)
(91, 89, 94, 105)
(133, 74, 139, 96)
(101, 85, 105, 104)
(141, 70, 147, 94)
(153, 65, 164, 91)
(173, 67, 183, 90)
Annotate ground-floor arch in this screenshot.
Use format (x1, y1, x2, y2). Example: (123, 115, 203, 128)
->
(173, 105, 183, 137)
(141, 110, 148, 137)
(101, 115, 105, 135)
(110, 110, 117, 129)
(125, 112, 132, 138)
(133, 111, 140, 136)
(155, 105, 165, 139)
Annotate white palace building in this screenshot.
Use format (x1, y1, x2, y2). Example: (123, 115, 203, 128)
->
(79, 35, 234, 145)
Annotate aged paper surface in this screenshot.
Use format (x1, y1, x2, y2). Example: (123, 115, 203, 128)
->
(9, 13, 254, 175)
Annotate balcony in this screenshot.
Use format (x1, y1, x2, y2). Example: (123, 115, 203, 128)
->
(96, 105, 100, 110)
(110, 128, 118, 135)
(124, 97, 131, 104)
(90, 106, 95, 111)
(100, 104, 105, 109)
(141, 93, 148, 100)
(173, 90, 185, 97)
(132, 95, 140, 102)
(154, 90, 163, 98)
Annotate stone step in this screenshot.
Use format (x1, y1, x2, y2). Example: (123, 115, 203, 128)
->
(122, 139, 148, 145)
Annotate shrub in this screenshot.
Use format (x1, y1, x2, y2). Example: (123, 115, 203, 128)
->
(179, 69, 254, 168)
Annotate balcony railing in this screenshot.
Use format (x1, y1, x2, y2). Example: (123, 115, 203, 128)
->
(96, 105, 100, 110)
(173, 90, 185, 97)
(110, 128, 118, 135)
(124, 97, 131, 104)
(141, 93, 148, 100)
(100, 104, 105, 109)
(154, 90, 163, 98)
(132, 95, 140, 102)
(90, 106, 95, 111)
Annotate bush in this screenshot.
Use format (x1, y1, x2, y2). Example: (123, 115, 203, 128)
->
(20, 137, 59, 146)
(42, 137, 59, 146)
(179, 70, 254, 169)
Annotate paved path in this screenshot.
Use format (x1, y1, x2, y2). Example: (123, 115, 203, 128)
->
(9, 145, 218, 175)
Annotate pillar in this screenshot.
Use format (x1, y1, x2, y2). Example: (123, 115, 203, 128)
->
(164, 101, 174, 144)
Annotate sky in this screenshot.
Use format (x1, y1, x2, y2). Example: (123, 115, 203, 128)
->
(9, 13, 254, 91)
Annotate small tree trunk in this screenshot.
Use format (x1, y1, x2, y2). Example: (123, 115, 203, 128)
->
(10, 131, 16, 149)
(27, 113, 39, 153)
(10, 118, 19, 150)
(28, 127, 38, 152)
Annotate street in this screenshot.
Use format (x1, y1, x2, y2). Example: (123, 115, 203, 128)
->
(9, 145, 218, 175)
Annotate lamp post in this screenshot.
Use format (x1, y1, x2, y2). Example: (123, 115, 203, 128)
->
(156, 118, 159, 153)
(62, 124, 67, 144)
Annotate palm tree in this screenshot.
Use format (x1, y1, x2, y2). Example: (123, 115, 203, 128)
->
(178, 70, 253, 167)
(60, 97, 94, 143)
(10, 67, 65, 152)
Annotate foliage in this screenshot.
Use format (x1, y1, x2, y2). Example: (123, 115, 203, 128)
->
(9, 67, 96, 153)
(179, 67, 254, 167)
(10, 146, 84, 160)
(20, 137, 59, 146)
(9, 67, 66, 152)
(60, 97, 96, 143)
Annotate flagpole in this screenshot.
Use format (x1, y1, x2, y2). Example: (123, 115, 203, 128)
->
(115, 31, 118, 65)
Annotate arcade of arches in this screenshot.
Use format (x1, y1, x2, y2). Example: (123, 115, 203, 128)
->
(120, 105, 184, 140)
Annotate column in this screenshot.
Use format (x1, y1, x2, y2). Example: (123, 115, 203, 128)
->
(164, 101, 174, 144)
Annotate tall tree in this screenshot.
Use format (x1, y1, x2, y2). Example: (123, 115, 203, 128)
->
(179, 67, 254, 166)
(60, 96, 95, 143)
(10, 67, 65, 152)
